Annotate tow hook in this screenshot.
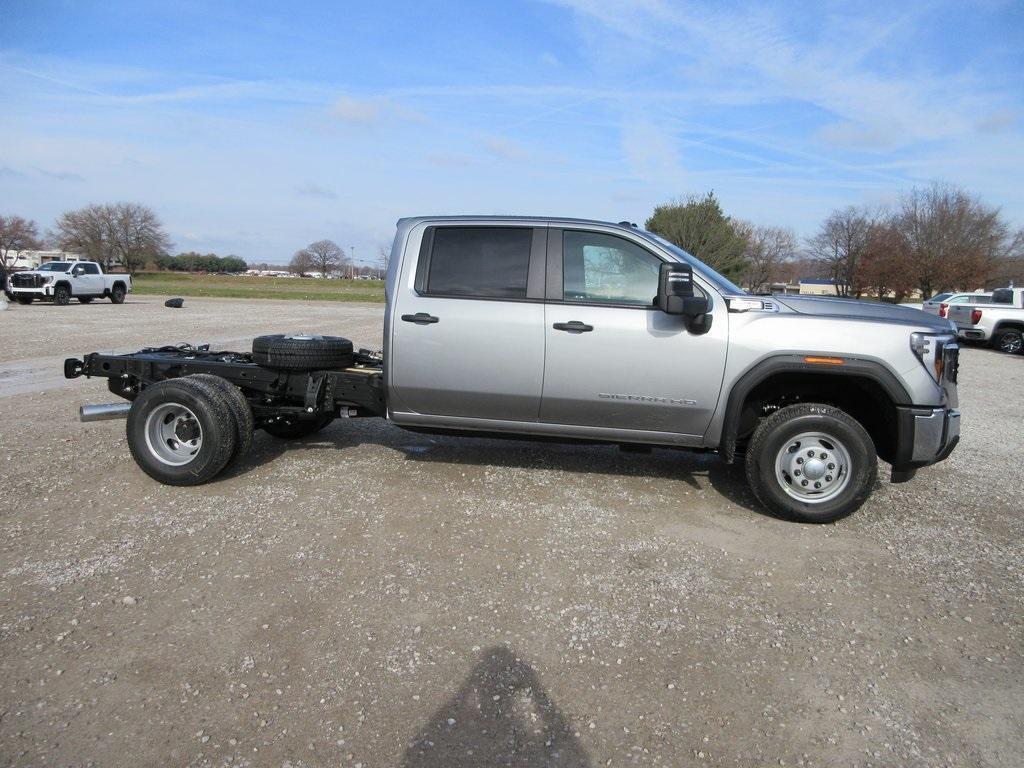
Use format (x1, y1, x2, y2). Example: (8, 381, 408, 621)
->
(64, 358, 85, 379)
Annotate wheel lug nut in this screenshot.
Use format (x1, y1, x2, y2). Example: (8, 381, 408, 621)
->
(801, 479, 809, 486)
(796, 458, 803, 464)
(825, 475, 833, 482)
(807, 450, 815, 457)
(814, 482, 821, 489)
(819, 453, 827, 460)
(794, 469, 801, 476)
(827, 463, 835, 470)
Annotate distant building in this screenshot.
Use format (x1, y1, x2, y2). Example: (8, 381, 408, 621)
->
(798, 278, 923, 300)
(799, 278, 842, 296)
(4, 249, 85, 269)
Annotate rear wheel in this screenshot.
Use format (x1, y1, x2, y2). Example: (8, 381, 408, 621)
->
(994, 328, 1023, 355)
(262, 414, 334, 439)
(53, 285, 71, 305)
(78, 296, 94, 304)
(110, 284, 126, 304)
(187, 374, 255, 461)
(252, 333, 353, 371)
(126, 378, 237, 486)
(745, 403, 877, 523)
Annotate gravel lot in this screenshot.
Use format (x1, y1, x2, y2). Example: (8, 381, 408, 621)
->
(1, 296, 1021, 767)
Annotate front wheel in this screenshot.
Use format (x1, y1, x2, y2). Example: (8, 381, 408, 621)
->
(110, 284, 126, 304)
(745, 403, 877, 523)
(53, 285, 71, 305)
(994, 328, 1023, 355)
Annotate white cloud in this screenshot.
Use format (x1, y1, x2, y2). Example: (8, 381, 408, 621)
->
(621, 121, 683, 183)
(482, 137, 531, 161)
(294, 182, 337, 199)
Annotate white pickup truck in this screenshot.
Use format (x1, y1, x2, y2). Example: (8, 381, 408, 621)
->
(949, 287, 1024, 354)
(7, 260, 132, 305)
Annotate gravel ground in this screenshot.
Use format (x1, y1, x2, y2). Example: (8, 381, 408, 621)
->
(0, 296, 1021, 767)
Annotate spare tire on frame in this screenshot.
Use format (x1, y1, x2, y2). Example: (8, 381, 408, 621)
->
(251, 333, 354, 371)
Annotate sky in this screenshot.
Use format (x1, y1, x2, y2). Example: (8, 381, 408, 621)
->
(1, 0, 1022, 265)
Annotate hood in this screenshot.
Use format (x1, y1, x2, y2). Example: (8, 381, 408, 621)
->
(773, 295, 954, 333)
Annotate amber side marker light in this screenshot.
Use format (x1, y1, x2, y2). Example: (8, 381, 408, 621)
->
(804, 356, 845, 365)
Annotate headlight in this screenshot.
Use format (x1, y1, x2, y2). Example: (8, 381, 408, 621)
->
(41, 275, 55, 284)
(910, 332, 955, 383)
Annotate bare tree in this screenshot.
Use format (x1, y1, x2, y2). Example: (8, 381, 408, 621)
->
(52, 203, 170, 273)
(289, 249, 314, 276)
(806, 207, 871, 297)
(737, 222, 796, 293)
(858, 219, 916, 303)
(0, 215, 44, 268)
(298, 239, 346, 277)
(377, 244, 391, 279)
(894, 183, 1010, 297)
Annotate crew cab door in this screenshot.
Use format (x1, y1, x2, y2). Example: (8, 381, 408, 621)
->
(388, 224, 547, 422)
(540, 228, 728, 437)
(72, 263, 104, 294)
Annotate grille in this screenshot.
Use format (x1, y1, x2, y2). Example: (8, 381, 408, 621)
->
(11, 273, 43, 288)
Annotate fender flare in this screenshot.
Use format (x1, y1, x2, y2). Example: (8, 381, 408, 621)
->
(718, 354, 912, 462)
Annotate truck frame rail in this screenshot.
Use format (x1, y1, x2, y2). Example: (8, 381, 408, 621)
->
(64, 344, 386, 423)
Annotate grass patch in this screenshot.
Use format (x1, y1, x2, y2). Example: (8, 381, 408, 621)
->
(133, 272, 385, 302)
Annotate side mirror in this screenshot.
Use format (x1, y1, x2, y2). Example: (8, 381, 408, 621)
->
(72, 266, 85, 276)
(656, 263, 708, 317)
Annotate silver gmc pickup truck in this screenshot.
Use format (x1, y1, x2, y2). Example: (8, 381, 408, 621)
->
(64, 216, 961, 523)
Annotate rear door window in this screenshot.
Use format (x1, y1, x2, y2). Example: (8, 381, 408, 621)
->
(425, 227, 532, 299)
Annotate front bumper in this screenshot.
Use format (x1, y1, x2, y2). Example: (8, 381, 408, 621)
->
(892, 406, 960, 479)
(9, 286, 53, 297)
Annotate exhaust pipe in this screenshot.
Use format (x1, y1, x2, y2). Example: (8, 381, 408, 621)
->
(79, 403, 131, 422)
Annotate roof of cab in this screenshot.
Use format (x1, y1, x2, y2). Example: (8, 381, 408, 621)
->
(396, 215, 640, 231)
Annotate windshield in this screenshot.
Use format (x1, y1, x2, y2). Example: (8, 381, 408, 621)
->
(928, 292, 953, 302)
(37, 262, 73, 272)
(635, 231, 748, 295)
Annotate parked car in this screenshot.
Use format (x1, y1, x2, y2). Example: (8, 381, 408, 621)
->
(922, 291, 992, 318)
(948, 287, 1024, 353)
(8, 260, 131, 305)
(65, 216, 960, 524)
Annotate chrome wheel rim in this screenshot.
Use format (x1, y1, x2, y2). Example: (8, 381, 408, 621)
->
(144, 402, 203, 466)
(775, 432, 852, 504)
(999, 333, 1022, 354)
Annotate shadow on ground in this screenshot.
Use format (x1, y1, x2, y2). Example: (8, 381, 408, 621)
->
(401, 645, 591, 768)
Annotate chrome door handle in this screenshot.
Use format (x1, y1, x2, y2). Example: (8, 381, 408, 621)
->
(552, 321, 593, 333)
(401, 313, 439, 324)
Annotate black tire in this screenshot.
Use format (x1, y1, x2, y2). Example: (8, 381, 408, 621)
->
(15, 296, 33, 305)
(187, 374, 255, 461)
(994, 328, 1023, 355)
(744, 403, 877, 524)
(126, 378, 237, 486)
(251, 333, 353, 371)
(110, 283, 126, 304)
(78, 296, 94, 304)
(262, 414, 334, 439)
(53, 285, 71, 305)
